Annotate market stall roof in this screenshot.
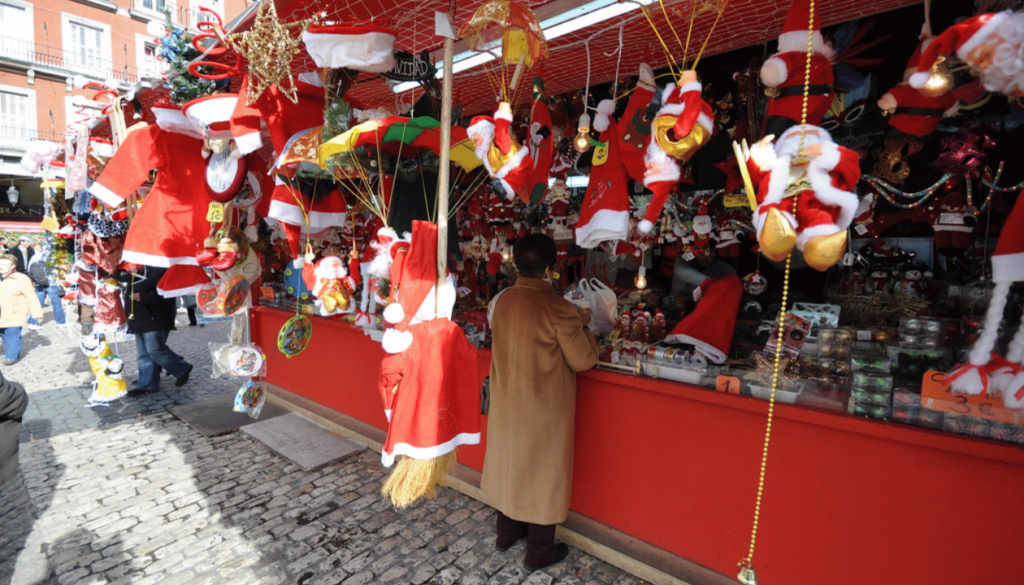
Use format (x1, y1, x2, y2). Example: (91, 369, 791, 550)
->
(226, 0, 924, 115)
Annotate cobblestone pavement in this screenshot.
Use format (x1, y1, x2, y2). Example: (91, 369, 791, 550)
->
(1, 307, 646, 585)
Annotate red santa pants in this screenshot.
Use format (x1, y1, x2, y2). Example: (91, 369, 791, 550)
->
(757, 190, 843, 246)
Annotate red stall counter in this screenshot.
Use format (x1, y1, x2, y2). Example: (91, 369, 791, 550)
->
(251, 306, 1024, 585)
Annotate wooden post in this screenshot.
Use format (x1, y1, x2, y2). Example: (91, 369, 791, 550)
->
(436, 35, 455, 303)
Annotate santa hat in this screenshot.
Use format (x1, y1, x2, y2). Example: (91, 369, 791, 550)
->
(302, 20, 397, 73)
(944, 191, 1024, 406)
(182, 94, 239, 141)
(576, 100, 630, 248)
(664, 274, 743, 363)
(157, 264, 212, 297)
(382, 220, 445, 354)
(776, 0, 829, 55)
(909, 12, 1009, 90)
(152, 103, 202, 139)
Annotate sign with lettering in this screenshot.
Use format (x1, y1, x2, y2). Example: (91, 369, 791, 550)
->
(921, 370, 1021, 424)
(382, 51, 437, 82)
(716, 375, 742, 394)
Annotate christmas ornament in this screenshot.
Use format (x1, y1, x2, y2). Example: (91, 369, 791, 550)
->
(742, 271, 768, 295)
(466, 102, 535, 203)
(233, 381, 266, 419)
(227, 343, 265, 377)
(226, 0, 313, 105)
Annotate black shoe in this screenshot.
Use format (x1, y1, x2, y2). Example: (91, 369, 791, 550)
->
(174, 365, 193, 387)
(524, 543, 569, 572)
(127, 387, 159, 396)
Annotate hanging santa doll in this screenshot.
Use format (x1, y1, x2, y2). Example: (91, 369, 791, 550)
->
(526, 77, 554, 204)
(467, 102, 534, 203)
(877, 31, 960, 141)
(302, 254, 359, 316)
(743, 124, 860, 271)
(576, 99, 631, 248)
(616, 63, 658, 184)
(759, 0, 836, 137)
(908, 10, 1024, 99)
(640, 70, 714, 234)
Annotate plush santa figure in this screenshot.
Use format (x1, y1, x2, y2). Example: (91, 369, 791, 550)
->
(909, 10, 1024, 98)
(715, 207, 751, 259)
(641, 70, 714, 234)
(759, 0, 836, 137)
(302, 255, 359, 316)
(467, 102, 534, 203)
(944, 192, 1024, 407)
(576, 100, 631, 248)
(933, 190, 976, 253)
(744, 124, 861, 271)
(526, 78, 554, 204)
(878, 33, 960, 140)
(682, 203, 718, 263)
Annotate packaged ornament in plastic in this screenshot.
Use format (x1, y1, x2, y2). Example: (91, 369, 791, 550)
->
(233, 381, 265, 419)
(210, 342, 266, 378)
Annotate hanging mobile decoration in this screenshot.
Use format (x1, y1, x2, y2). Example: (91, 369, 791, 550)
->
(233, 380, 267, 419)
(277, 313, 313, 358)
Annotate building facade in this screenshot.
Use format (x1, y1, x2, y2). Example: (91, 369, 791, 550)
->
(0, 0, 246, 215)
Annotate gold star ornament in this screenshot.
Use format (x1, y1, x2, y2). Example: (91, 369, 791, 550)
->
(228, 0, 314, 105)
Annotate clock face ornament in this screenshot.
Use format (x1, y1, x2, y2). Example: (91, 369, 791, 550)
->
(205, 148, 247, 202)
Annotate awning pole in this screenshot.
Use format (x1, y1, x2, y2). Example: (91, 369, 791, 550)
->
(436, 23, 455, 304)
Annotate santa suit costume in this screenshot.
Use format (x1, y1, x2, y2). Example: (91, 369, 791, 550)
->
(760, 0, 835, 137)
(576, 100, 631, 249)
(467, 102, 534, 203)
(933, 191, 975, 252)
(878, 34, 959, 140)
(230, 72, 348, 255)
(746, 125, 861, 271)
(641, 73, 714, 234)
(88, 107, 215, 295)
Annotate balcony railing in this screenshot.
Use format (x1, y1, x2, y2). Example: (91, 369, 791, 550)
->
(0, 127, 63, 153)
(0, 36, 139, 86)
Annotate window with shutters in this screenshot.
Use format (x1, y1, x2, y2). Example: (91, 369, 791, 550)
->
(61, 14, 112, 77)
(0, 0, 34, 62)
(0, 85, 37, 151)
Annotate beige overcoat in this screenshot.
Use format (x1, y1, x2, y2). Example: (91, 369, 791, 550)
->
(482, 277, 599, 524)
(0, 272, 43, 328)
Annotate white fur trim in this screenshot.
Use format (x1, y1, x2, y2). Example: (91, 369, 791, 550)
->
(662, 332, 727, 363)
(301, 30, 396, 72)
(811, 142, 841, 170)
(638, 219, 655, 234)
(576, 209, 630, 249)
(494, 108, 513, 122)
(497, 178, 517, 201)
(383, 302, 405, 324)
(908, 72, 930, 89)
(657, 103, 684, 118)
(234, 131, 264, 155)
(946, 364, 987, 396)
(760, 57, 788, 88)
(992, 252, 1024, 283)
(268, 200, 308, 227)
(89, 182, 126, 207)
(778, 31, 830, 57)
(806, 146, 858, 230)
(380, 431, 481, 467)
(411, 279, 456, 323)
(956, 12, 1009, 60)
(696, 112, 714, 132)
(121, 251, 199, 267)
(796, 223, 841, 248)
(593, 100, 616, 133)
(381, 328, 413, 354)
(678, 81, 701, 94)
(307, 210, 347, 230)
(157, 283, 199, 297)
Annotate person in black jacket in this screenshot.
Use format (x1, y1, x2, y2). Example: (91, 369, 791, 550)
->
(0, 371, 28, 488)
(7, 235, 34, 274)
(121, 266, 193, 395)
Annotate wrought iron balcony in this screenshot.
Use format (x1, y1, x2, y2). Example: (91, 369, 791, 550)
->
(0, 127, 64, 154)
(0, 36, 139, 86)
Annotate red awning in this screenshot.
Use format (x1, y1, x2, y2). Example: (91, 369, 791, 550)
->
(0, 221, 45, 233)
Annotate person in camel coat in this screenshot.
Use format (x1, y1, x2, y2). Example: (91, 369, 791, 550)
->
(482, 233, 599, 571)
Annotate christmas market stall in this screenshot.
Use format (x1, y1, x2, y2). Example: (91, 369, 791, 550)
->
(25, 0, 1024, 584)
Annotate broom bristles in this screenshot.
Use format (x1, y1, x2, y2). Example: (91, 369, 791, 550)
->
(381, 451, 457, 508)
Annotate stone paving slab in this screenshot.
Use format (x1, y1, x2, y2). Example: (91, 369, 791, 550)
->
(241, 412, 365, 470)
(1, 303, 648, 585)
(170, 393, 290, 437)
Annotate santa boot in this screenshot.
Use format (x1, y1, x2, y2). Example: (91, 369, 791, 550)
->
(196, 244, 218, 266)
(758, 206, 798, 262)
(802, 230, 848, 271)
(213, 237, 240, 271)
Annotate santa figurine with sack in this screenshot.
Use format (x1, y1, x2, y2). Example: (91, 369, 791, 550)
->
(759, 0, 835, 136)
(944, 192, 1024, 408)
(467, 102, 534, 202)
(302, 254, 359, 316)
(742, 124, 860, 271)
(641, 70, 714, 234)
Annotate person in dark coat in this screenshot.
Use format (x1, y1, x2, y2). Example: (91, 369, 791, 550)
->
(7, 235, 35, 274)
(0, 371, 29, 488)
(121, 266, 193, 395)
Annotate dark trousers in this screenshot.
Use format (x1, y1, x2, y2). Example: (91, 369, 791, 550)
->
(496, 511, 557, 565)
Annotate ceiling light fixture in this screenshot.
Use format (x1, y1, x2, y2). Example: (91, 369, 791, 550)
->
(392, 0, 656, 93)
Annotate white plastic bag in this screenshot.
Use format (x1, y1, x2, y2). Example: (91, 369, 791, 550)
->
(587, 278, 617, 334)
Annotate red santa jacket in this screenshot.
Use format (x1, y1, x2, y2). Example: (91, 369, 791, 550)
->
(882, 83, 958, 138)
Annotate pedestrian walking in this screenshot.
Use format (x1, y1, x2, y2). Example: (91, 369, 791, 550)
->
(0, 254, 44, 365)
(27, 253, 66, 328)
(121, 265, 193, 395)
(0, 371, 28, 489)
